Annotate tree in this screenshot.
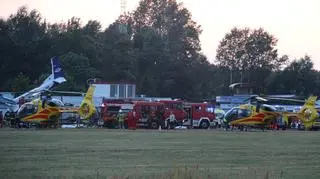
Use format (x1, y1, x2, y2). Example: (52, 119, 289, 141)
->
(99, 18, 135, 82)
(0, 6, 49, 90)
(215, 27, 288, 91)
(267, 55, 319, 96)
(131, 0, 207, 99)
(2, 5, 319, 98)
(58, 52, 100, 91)
(4, 73, 31, 93)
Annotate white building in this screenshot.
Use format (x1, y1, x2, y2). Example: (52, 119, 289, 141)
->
(92, 82, 136, 98)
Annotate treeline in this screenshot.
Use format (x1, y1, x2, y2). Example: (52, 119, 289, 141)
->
(0, 0, 319, 100)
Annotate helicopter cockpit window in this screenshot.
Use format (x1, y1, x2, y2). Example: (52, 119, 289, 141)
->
(215, 111, 225, 119)
(46, 99, 64, 107)
(237, 109, 251, 118)
(225, 108, 238, 121)
(18, 103, 37, 115)
(261, 105, 276, 112)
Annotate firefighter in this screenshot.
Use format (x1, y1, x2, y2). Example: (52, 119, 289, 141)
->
(117, 109, 125, 129)
(168, 111, 176, 129)
(214, 103, 225, 128)
(223, 117, 229, 131)
(76, 115, 81, 128)
(5, 110, 16, 128)
(156, 108, 164, 129)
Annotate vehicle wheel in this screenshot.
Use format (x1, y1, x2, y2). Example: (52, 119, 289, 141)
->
(200, 120, 209, 129)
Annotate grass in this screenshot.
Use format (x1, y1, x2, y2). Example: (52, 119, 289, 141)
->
(0, 128, 320, 179)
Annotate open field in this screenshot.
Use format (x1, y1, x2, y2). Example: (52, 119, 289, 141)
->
(0, 129, 320, 179)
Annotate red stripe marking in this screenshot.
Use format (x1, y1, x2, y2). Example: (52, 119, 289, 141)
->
(39, 109, 50, 114)
(50, 108, 59, 112)
(253, 113, 265, 118)
(26, 114, 49, 120)
(240, 117, 264, 123)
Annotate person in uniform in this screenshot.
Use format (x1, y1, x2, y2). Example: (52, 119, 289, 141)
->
(223, 117, 229, 131)
(168, 111, 176, 129)
(117, 109, 124, 129)
(214, 103, 225, 128)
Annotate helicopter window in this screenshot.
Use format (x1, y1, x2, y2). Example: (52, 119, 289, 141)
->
(225, 108, 239, 121)
(47, 99, 64, 107)
(18, 103, 37, 115)
(261, 106, 276, 112)
(237, 109, 251, 118)
(215, 112, 225, 119)
(47, 101, 57, 107)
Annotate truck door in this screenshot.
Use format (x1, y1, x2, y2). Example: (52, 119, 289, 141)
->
(191, 105, 202, 126)
(182, 106, 192, 126)
(175, 102, 186, 121)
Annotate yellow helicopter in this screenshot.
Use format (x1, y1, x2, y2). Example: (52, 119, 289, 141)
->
(16, 85, 96, 127)
(224, 96, 319, 130)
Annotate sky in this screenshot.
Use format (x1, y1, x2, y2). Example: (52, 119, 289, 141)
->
(1, 0, 319, 70)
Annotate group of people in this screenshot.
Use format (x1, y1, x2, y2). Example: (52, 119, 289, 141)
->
(116, 109, 138, 129)
(114, 109, 178, 130)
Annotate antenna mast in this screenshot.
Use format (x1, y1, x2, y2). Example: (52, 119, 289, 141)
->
(120, 0, 127, 15)
(119, 0, 128, 34)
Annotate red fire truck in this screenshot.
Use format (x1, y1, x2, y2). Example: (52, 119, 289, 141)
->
(101, 98, 215, 129)
(131, 101, 165, 129)
(157, 100, 215, 129)
(181, 102, 215, 129)
(100, 99, 133, 128)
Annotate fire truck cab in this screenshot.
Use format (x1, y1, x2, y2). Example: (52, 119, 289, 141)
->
(182, 103, 215, 129)
(132, 101, 165, 129)
(100, 99, 133, 128)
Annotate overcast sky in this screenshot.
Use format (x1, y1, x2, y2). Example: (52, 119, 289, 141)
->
(1, 0, 319, 69)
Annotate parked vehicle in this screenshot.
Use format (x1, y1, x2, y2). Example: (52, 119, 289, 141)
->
(181, 103, 215, 129)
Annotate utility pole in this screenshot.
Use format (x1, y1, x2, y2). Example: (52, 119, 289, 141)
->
(120, 0, 127, 15)
(119, 0, 128, 34)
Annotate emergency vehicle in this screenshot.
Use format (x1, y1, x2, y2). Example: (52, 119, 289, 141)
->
(132, 101, 165, 129)
(100, 98, 216, 129)
(100, 98, 133, 128)
(181, 103, 215, 129)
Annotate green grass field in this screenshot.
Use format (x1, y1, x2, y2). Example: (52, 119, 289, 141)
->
(0, 128, 319, 179)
